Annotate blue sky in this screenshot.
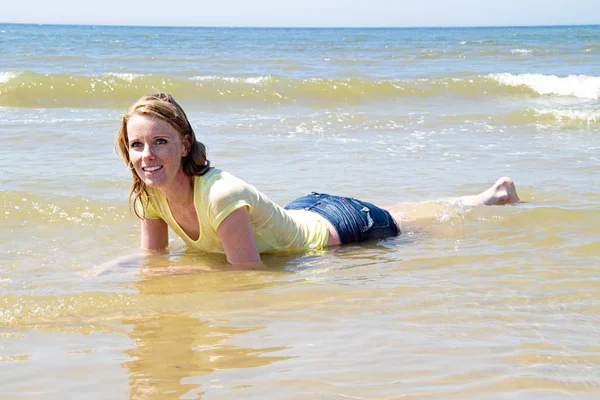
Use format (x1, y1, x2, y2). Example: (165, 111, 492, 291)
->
(1, 0, 598, 27)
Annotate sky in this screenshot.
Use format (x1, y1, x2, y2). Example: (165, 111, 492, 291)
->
(0, 0, 598, 28)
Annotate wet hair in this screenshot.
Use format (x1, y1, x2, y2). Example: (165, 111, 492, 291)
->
(115, 93, 210, 219)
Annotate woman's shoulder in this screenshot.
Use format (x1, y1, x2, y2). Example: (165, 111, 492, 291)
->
(198, 167, 248, 187)
(136, 186, 165, 219)
(197, 168, 256, 200)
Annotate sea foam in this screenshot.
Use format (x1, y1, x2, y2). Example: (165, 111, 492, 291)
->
(511, 49, 533, 54)
(190, 76, 271, 85)
(0, 72, 20, 83)
(534, 108, 600, 125)
(489, 73, 600, 100)
(101, 73, 147, 82)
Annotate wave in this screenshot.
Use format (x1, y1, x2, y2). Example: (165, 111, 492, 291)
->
(417, 50, 463, 59)
(458, 40, 499, 46)
(16, 54, 88, 61)
(489, 73, 600, 100)
(511, 49, 533, 55)
(529, 108, 600, 126)
(441, 108, 600, 128)
(0, 72, 19, 84)
(1, 71, 599, 108)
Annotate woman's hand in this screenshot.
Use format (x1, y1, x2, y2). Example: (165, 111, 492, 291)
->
(216, 206, 262, 266)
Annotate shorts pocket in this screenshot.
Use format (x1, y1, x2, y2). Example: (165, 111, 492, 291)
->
(346, 198, 397, 241)
(361, 207, 374, 232)
(348, 199, 390, 229)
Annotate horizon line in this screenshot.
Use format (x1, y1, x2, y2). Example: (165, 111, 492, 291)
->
(1, 21, 600, 29)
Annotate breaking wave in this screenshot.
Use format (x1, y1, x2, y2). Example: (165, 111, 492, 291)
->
(1, 71, 598, 108)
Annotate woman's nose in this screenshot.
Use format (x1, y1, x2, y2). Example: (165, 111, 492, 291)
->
(142, 144, 155, 159)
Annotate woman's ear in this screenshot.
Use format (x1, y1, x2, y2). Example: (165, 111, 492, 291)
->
(182, 134, 191, 156)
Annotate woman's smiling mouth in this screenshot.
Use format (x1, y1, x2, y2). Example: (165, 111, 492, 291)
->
(143, 165, 162, 173)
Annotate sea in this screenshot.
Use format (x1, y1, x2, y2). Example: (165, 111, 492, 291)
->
(1, 23, 599, 399)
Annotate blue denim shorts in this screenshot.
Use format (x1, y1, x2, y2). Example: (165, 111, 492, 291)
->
(284, 192, 400, 244)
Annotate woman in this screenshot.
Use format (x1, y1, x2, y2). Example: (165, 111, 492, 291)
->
(116, 93, 520, 266)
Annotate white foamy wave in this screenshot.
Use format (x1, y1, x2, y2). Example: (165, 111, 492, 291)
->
(0, 72, 21, 83)
(490, 73, 600, 99)
(535, 108, 600, 124)
(511, 49, 532, 54)
(190, 76, 271, 85)
(101, 73, 147, 82)
(191, 75, 221, 82)
(245, 76, 271, 84)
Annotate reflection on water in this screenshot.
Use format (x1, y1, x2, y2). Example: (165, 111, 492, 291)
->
(122, 312, 291, 399)
(117, 257, 297, 399)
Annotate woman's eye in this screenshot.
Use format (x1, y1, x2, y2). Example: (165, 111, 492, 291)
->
(130, 142, 142, 148)
(155, 139, 167, 145)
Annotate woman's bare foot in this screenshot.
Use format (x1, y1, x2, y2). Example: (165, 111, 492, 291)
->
(386, 177, 522, 231)
(460, 177, 521, 206)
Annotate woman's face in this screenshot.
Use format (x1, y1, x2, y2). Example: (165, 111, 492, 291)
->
(126, 114, 190, 189)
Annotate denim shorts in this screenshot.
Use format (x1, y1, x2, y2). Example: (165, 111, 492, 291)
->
(284, 192, 400, 244)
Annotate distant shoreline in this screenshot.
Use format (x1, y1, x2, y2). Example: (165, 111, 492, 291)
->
(1, 22, 599, 30)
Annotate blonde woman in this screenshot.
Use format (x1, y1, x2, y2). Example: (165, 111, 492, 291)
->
(115, 93, 520, 267)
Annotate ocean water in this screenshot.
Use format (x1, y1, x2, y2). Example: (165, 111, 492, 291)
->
(1, 23, 599, 399)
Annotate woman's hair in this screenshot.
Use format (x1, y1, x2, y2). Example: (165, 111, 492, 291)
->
(115, 93, 210, 218)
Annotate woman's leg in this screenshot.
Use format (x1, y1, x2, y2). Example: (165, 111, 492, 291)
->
(387, 177, 521, 228)
(457, 176, 520, 206)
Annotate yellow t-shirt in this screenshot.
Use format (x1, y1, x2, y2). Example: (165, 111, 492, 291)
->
(140, 168, 329, 253)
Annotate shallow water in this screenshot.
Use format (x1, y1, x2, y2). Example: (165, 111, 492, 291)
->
(1, 24, 599, 399)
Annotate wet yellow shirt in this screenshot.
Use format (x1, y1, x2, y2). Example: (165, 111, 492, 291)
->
(141, 168, 329, 253)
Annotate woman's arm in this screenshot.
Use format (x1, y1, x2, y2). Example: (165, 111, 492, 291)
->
(141, 217, 169, 250)
(216, 206, 262, 266)
(91, 211, 256, 277)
